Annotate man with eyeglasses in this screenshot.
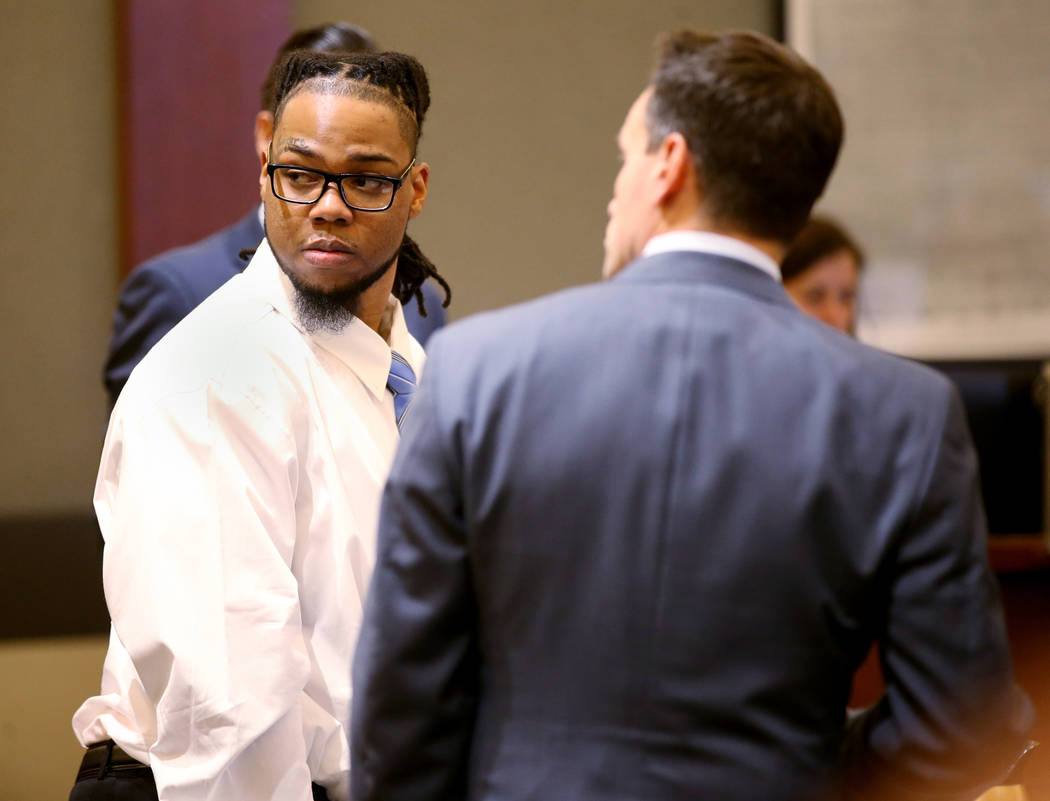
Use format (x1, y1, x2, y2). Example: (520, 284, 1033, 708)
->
(102, 22, 449, 411)
(69, 50, 440, 801)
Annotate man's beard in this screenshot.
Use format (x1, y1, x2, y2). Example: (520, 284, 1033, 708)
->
(276, 249, 399, 334)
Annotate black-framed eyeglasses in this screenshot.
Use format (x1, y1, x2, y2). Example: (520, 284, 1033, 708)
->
(267, 158, 416, 212)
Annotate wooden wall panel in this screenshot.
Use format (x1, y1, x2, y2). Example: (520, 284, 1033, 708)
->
(118, 0, 288, 273)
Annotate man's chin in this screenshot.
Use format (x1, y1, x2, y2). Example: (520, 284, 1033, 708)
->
(601, 227, 636, 279)
(274, 262, 360, 333)
(283, 259, 356, 294)
(295, 274, 358, 298)
(602, 250, 629, 280)
(275, 248, 399, 333)
(290, 279, 359, 334)
(283, 267, 357, 304)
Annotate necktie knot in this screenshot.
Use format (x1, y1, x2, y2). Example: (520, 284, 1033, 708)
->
(387, 351, 416, 428)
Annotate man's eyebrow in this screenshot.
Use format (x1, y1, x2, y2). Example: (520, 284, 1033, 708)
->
(276, 138, 315, 157)
(272, 141, 400, 168)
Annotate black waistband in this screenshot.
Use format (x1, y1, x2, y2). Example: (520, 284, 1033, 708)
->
(77, 739, 148, 780)
(75, 739, 332, 799)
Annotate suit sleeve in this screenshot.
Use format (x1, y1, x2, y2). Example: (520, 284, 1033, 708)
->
(103, 261, 195, 408)
(352, 339, 479, 801)
(840, 383, 1033, 799)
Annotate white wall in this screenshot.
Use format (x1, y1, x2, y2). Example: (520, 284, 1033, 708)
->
(0, 636, 109, 798)
(0, 2, 115, 794)
(0, 0, 116, 514)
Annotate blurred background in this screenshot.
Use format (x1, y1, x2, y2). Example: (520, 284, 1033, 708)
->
(1, 1, 1048, 798)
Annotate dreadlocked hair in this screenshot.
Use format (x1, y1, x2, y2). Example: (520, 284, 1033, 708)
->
(395, 234, 451, 316)
(271, 49, 451, 317)
(271, 50, 430, 150)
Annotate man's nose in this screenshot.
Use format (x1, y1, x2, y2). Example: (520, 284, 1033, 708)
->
(310, 182, 353, 222)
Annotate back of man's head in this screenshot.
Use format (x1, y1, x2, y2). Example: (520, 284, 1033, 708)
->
(646, 30, 843, 244)
(260, 22, 379, 113)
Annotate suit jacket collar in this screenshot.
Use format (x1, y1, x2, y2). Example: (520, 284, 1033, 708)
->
(225, 206, 266, 273)
(612, 250, 795, 311)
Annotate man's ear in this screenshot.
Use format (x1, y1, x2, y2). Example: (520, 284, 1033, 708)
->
(256, 112, 273, 199)
(407, 162, 430, 219)
(655, 132, 692, 205)
(254, 111, 274, 165)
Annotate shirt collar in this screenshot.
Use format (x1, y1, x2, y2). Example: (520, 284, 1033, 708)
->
(242, 238, 424, 401)
(641, 231, 781, 282)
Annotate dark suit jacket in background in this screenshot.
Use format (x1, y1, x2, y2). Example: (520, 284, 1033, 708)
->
(352, 250, 1030, 801)
(103, 208, 446, 407)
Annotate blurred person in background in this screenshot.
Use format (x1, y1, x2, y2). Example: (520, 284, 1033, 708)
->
(781, 215, 862, 335)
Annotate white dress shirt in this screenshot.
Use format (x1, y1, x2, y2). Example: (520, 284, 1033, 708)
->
(73, 239, 424, 801)
(641, 230, 782, 281)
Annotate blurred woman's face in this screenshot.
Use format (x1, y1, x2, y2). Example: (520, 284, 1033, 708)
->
(784, 248, 860, 335)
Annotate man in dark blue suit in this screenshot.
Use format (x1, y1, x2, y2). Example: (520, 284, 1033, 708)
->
(351, 30, 1031, 801)
(103, 22, 448, 407)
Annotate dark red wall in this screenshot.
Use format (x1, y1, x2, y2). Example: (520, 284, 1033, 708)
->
(118, 0, 288, 273)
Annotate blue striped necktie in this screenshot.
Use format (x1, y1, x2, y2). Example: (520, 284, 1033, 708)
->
(386, 350, 417, 428)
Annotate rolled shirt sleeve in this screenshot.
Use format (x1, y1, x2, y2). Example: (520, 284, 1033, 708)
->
(77, 383, 317, 801)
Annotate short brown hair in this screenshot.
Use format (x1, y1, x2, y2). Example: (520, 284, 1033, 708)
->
(780, 216, 864, 282)
(646, 30, 843, 243)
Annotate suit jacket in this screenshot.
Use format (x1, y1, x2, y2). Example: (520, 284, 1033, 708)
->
(103, 208, 446, 407)
(352, 250, 1030, 801)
